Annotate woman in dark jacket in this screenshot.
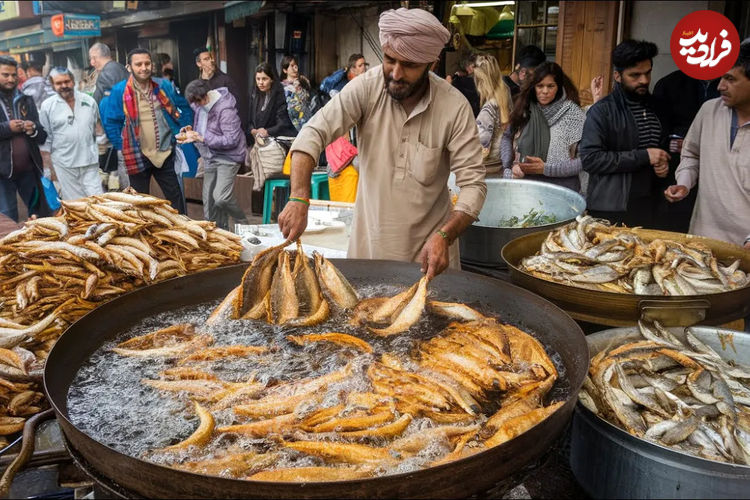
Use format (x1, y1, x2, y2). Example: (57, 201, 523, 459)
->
(247, 62, 297, 146)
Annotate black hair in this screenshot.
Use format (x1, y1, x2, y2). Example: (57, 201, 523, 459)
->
(280, 54, 297, 79)
(510, 61, 580, 132)
(255, 62, 276, 81)
(734, 41, 750, 78)
(127, 48, 152, 66)
(193, 47, 210, 62)
(612, 39, 658, 73)
(22, 61, 44, 73)
(516, 45, 546, 69)
(154, 52, 171, 76)
(0, 56, 18, 68)
(346, 53, 365, 72)
(184, 79, 212, 103)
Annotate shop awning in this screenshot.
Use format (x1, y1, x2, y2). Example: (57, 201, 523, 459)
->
(224, 1, 263, 23)
(0, 30, 45, 52)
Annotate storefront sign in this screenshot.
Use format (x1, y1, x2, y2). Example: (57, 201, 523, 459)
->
(49, 13, 101, 38)
(671, 10, 740, 80)
(0, 1, 19, 21)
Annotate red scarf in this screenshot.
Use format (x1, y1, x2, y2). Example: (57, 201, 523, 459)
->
(123, 75, 180, 136)
(121, 76, 181, 174)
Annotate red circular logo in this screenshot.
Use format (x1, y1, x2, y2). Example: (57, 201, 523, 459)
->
(670, 10, 740, 80)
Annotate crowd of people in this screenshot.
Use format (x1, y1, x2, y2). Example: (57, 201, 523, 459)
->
(1, 6, 749, 278)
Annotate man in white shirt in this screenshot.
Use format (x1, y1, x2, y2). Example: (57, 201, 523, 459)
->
(40, 67, 103, 200)
(664, 41, 750, 250)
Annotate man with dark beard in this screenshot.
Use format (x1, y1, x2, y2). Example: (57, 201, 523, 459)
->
(579, 39, 670, 228)
(278, 8, 486, 279)
(0, 56, 52, 222)
(101, 48, 192, 213)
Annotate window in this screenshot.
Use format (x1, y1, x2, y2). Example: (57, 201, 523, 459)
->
(513, 0, 559, 65)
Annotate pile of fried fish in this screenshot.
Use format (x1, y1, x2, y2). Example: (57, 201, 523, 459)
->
(521, 216, 749, 295)
(0, 188, 242, 443)
(111, 241, 564, 482)
(580, 320, 750, 465)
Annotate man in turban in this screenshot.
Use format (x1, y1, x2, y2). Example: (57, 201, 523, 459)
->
(279, 8, 486, 278)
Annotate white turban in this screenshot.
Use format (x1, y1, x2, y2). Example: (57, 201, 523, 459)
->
(378, 8, 450, 64)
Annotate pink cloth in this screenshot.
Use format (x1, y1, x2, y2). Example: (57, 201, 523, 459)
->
(325, 136, 358, 175)
(378, 8, 450, 63)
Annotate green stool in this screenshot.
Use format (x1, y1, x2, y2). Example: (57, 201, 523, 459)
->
(262, 172, 330, 224)
(311, 172, 330, 200)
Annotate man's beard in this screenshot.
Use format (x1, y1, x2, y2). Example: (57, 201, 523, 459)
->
(0, 82, 15, 93)
(622, 82, 650, 101)
(385, 65, 430, 101)
(58, 87, 73, 98)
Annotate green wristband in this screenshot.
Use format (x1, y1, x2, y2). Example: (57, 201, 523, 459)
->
(288, 197, 310, 206)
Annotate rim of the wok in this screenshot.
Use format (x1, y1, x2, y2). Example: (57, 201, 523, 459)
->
(43, 260, 588, 490)
(577, 327, 750, 472)
(471, 179, 586, 230)
(501, 228, 750, 298)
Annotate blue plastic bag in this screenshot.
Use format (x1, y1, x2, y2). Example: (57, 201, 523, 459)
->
(41, 176, 61, 211)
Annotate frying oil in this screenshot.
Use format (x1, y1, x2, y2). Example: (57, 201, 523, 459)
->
(67, 283, 568, 478)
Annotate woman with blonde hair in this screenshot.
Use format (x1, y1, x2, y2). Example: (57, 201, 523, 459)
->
(473, 54, 512, 173)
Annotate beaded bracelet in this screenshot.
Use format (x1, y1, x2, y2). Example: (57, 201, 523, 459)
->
(436, 229, 449, 241)
(288, 197, 310, 206)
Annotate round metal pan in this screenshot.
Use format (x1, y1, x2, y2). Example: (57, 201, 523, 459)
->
(459, 178, 586, 268)
(44, 260, 588, 499)
(501, 228, 750, 326)
(570, 325, 750, 499)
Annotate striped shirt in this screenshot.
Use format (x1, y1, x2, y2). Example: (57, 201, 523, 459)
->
(626, 98, 661, 148)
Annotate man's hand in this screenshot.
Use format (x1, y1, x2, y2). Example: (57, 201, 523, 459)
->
(512, 163, 525, 179)
(256, 128, 268, 138)
(419, 232, 450, 280)
(9, 120, 25, 133)
(278, 200, 309, 241)
(590, 75, 604, 103)
(653, 162, 669, 178)
(664, 185, 689, 203)
(518, 155, 545, 175)
(647, 148, 670, 178)
(22, 121, 36, 135)
(647, 148, 670, 166)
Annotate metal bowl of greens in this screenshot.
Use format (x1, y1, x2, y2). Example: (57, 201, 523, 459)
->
(459, 178, 586, 268)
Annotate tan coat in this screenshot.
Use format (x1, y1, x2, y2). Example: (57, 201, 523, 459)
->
(290, 66, 486, 266)
(675, 98, 750, 246)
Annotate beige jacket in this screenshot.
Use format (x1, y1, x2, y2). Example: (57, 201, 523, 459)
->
(676, 98, 750, 246)
(290, 66, 486, 266)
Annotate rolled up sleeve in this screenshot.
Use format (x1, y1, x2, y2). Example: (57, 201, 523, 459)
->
(449, 101, 486, 219)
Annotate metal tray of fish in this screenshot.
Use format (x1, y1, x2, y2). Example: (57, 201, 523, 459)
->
(502, 227, 750, 326)
(570, 324, 750, 499)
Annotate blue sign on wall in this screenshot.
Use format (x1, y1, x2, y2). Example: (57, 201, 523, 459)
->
(62, 13, 101, 37)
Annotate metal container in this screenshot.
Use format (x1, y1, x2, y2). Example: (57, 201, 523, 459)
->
(502, 228, 750, 326)
(44, 261, 589, 499)
(459, 178, 586, 267)
(570, 325, 750, 499)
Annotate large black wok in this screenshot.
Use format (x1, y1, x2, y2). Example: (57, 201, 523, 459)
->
(44, 260, 588, 499)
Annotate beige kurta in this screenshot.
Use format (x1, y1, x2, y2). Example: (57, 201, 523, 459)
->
(136, 89, 172, 168)
(675, 98, 750, 246)
(290, 66, 486, 266)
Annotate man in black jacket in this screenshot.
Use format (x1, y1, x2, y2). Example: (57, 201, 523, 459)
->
(652, 71, 720, 233)
(579, 39, 670, 228)
(0, 56, 52, 222)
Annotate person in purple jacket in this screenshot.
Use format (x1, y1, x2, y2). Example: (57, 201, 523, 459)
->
(181, 79, 248, 229)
